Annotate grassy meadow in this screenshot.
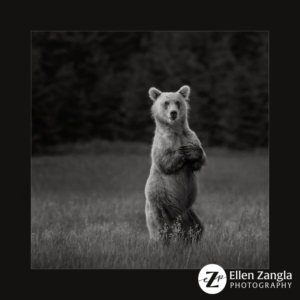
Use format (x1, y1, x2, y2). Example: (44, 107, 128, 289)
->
(31, 141, 269, 269)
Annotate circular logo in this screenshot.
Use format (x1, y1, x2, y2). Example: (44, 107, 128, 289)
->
(198, 264, 227, 294)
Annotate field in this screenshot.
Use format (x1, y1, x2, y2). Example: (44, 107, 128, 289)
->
(31, 141, 269, 269)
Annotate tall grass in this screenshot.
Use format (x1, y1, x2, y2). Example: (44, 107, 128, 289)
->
(31, 143, 269, 269)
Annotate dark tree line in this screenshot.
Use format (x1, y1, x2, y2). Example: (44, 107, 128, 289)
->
(32, 32, 268, 154)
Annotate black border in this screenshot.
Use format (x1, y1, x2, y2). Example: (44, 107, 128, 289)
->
(6, 3, 297, 296)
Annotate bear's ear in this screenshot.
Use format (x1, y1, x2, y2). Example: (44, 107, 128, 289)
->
(149, 87, 162, 101)
(177, 85, 191, 99)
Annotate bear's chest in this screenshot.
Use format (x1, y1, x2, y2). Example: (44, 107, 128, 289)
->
(160, 133, 182, 149)
(179, 130, 193, 146)
(180, 134, 190, 146)
(157, 129, 193, 150)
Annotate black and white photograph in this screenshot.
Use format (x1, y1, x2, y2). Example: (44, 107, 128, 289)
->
(31, 31, 269, 270)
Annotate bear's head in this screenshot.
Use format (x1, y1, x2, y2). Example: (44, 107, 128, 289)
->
(149, 85, 190, 126)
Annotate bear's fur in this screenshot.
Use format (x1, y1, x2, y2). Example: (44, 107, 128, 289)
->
(145, 85, 206, 242)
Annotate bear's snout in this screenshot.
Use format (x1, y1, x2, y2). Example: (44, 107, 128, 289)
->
(170, 110, 178, 120)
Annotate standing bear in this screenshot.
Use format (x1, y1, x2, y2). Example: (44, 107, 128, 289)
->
(145, 85, 206, 242)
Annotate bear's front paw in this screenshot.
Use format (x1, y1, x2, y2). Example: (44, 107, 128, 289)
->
(174, 148, 186, 161)
(178, 143, 203, 161)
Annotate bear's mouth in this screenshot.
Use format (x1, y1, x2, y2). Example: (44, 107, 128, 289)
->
(170, 116, 177, 121)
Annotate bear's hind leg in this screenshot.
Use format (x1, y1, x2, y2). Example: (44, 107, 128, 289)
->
(184, 208, 204, 242)
(146, 202, 173, 241)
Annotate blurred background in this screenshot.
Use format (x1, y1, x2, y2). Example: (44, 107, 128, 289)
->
(32, 32, 268, 155)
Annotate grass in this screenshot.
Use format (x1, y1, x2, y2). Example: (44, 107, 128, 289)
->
(31, 141, 269, 269)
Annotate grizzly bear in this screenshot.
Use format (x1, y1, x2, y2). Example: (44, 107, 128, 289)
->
(145, 85, 206, 242)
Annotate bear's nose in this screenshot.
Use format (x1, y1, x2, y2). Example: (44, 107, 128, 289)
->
(170, 111, 177, 118)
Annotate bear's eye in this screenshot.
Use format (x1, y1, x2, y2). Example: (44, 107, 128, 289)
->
(164, 101, 169, 108)
(176, 101, 180, 108)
